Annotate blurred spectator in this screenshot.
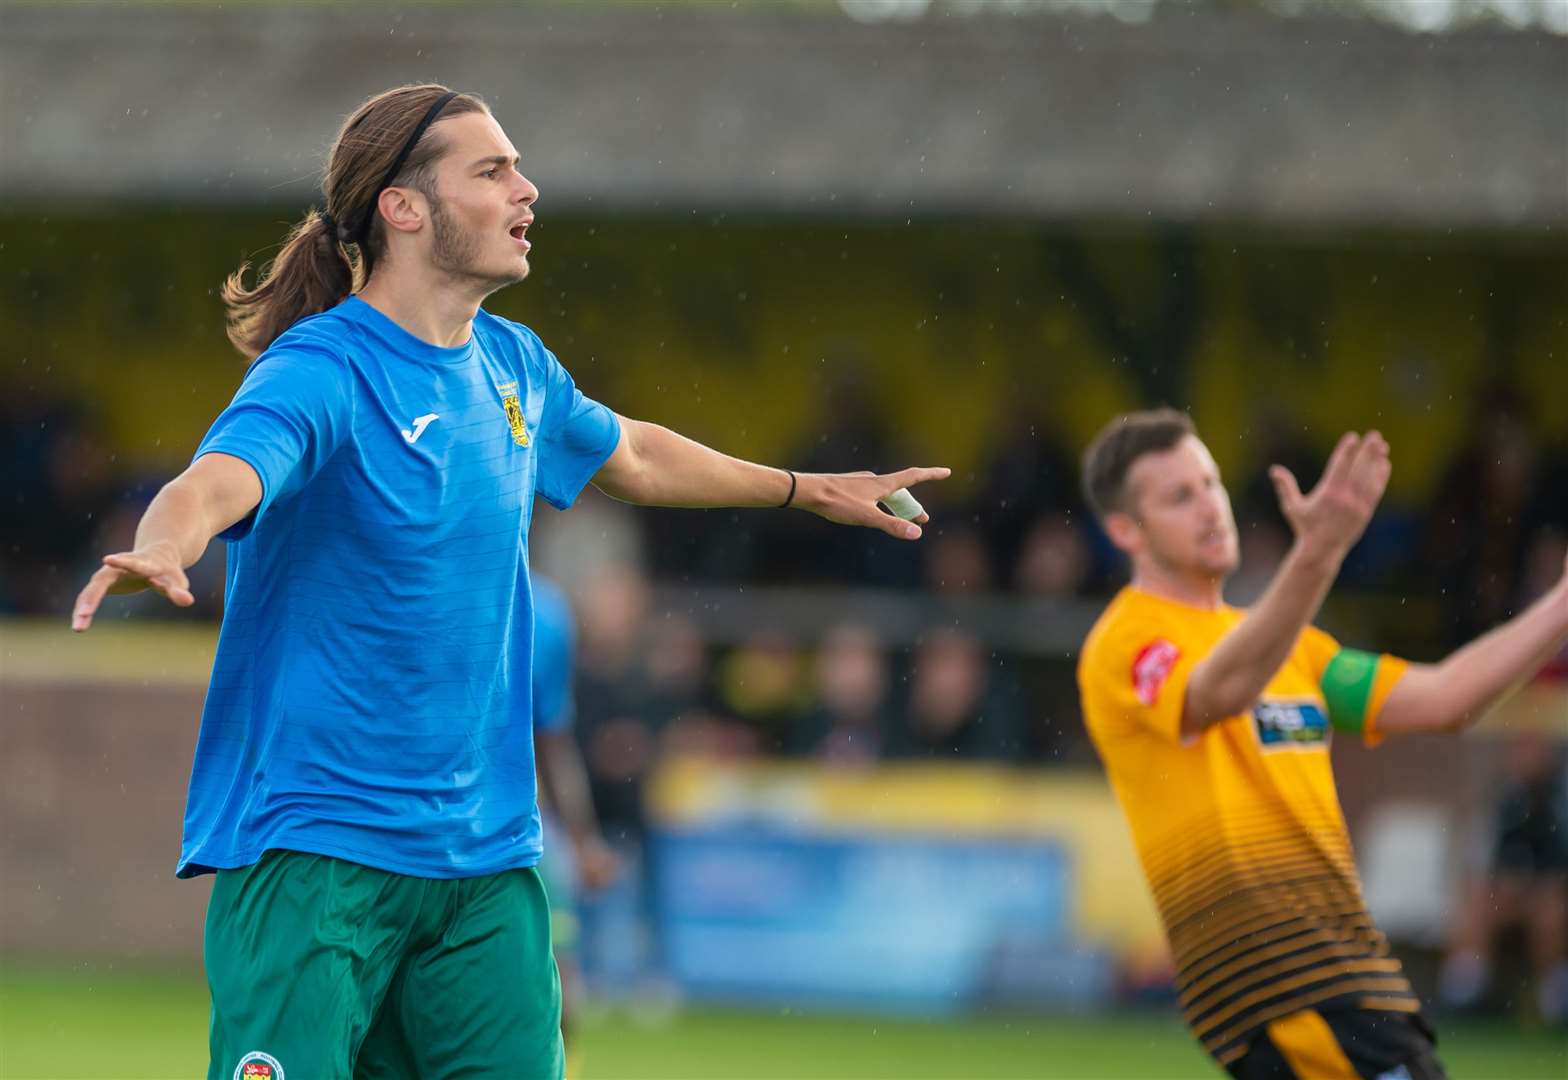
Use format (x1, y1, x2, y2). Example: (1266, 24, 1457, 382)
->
(643, 612, 714, 726)
(890, 629, 1029, 760)
(786, 371, 924, 588)
(794, 623, 893, 764)
(532, 491, 646, 591)
(1425, 388, 1560, 646)
(1439, 735, 1568, 1025)
(1012, 511, 1093, 597)
(1234, 420, 1319, 532)
(653, 613, 756, 760)
(1224, 518, 1291, 607)
(1, 391, 117, 613)
(713, 629, 814, 755)
(975, 408, 1080, 582)
(797, 369, 892, 474)
(574, 565, 660, 843)
(923, 524, 994, 594)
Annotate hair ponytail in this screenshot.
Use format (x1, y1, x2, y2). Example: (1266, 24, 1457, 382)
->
(219, 84, 488, 361)
(221, 209, 354, 360)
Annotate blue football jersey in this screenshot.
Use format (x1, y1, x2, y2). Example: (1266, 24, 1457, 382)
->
(179, 296, 620, 878)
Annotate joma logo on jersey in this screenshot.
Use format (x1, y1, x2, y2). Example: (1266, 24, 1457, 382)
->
(1253, 701, 1328, 748)
(495, 381, 529, 447)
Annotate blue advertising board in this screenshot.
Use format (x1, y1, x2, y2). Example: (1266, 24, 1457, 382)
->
(653, 824, 1072, 1012)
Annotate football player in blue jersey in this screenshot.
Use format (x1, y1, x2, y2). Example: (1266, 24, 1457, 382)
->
(529, 575, 620, 1079)
(70, 84, 948, 1080)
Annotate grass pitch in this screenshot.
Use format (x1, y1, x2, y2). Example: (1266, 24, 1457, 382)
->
(2, 961, 1564, 1079)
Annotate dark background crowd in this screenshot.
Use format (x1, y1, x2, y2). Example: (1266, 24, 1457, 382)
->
(9, 372, 1563, 806)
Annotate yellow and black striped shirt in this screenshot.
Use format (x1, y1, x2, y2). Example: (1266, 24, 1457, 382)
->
(1078, 587, 1417, 1067)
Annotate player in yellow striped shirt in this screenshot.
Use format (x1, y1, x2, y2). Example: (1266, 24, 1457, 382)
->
(1076, 408, 1568, 1080)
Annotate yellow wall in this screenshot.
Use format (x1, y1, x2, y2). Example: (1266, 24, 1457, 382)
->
(5, 214, 1562, 501)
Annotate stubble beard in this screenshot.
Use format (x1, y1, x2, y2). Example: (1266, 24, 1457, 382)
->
(1148, 534, 1235, 590)
(429, 193, 527, 296)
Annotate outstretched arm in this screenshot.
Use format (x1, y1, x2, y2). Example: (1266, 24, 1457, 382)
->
(71, 452, 262, 631)
(1182, 432, 1392, 734)
(591, 415, 950, 541)
(1376, 557, 1568, 736)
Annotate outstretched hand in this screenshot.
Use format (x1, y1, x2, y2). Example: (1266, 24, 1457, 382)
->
(1268, 431, 1391, 564)
(71, 540, 194, 632)
(796, 466, 951, 540)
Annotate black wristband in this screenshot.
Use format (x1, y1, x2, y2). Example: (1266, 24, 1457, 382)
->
(778, 469, 798, 509)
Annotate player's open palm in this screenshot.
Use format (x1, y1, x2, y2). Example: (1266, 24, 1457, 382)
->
(71, 540, 194, 632)
(1269, 431, 1391, 562)
(800, 466, 951, 540)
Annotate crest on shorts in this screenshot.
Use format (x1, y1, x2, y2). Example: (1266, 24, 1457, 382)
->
(233, 1051, 284, 1080)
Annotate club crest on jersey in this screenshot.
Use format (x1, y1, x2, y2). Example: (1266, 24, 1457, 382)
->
(1131, 639, 1180, 706)
(495, 381, 529, 446)
(1252, 700, 1329, 748)
(233, 1051, 284, 1080)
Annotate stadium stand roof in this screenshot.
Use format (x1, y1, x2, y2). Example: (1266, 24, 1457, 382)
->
(2, 2, 1564, 226)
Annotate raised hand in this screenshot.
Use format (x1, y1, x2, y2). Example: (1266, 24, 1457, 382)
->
(71, 539, 194, 632)
(797, 466, 951, 540)
(1268, 431, 1391, 563)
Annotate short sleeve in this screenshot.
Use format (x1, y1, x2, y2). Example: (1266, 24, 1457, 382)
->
(194, 343, 354, 540)
(531, 582, 576, 733)
(1363, 656, 1410, 745)
(1078, 619, 1195, 744)
(1297, 625, 1342, 683)
(535, 346, 621, 511)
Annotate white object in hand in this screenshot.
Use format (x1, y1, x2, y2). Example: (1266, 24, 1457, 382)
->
(880, 487, 925, 521)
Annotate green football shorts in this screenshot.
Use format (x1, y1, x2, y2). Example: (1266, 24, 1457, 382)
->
(205, 850, 563, 1080)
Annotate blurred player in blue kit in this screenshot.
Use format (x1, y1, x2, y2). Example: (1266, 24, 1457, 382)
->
(530, 574, 621, 1072)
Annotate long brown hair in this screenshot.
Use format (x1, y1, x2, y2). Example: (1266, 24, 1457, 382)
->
(221, 84, 488, 359)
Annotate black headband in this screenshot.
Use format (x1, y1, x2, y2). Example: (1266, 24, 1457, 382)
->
(351, 90, 460, 245)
